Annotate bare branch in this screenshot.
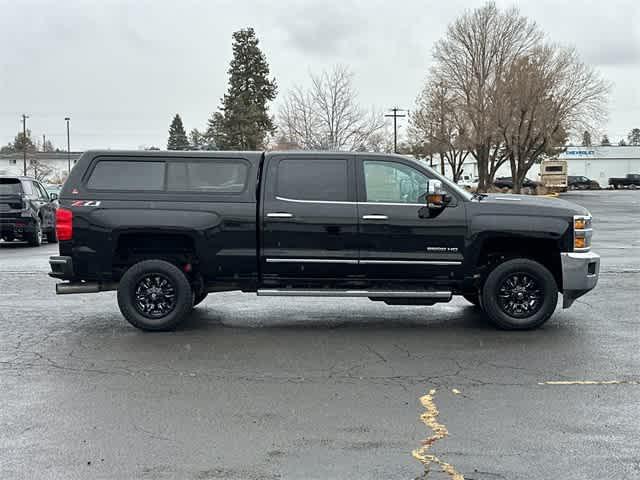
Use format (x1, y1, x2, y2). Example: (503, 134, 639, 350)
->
(277, 65, 385, 151)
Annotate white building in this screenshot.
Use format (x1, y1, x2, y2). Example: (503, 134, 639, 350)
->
(0, 152, 83, 183)
(557, 146, 640, 187)
(428, 145, 640, 187)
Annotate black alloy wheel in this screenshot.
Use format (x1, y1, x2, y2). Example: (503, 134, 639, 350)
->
(134, 273, 177, 319)
(117, 259, 193, 331)
(496, 273, 543, 318)
(481, 258, 558, 330)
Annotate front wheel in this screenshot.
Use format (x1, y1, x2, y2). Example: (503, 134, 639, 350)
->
(117, 260, 193, 331)
(481, 258, 558, 330)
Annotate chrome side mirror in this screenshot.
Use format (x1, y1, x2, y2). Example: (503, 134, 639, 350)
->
(427, 180, 446, 210)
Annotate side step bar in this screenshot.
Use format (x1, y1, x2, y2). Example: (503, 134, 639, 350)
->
(56, 282, 118, 295)
(257, 289, 452, 300)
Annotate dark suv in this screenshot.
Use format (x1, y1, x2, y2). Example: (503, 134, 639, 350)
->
(0, 176, 58, 246)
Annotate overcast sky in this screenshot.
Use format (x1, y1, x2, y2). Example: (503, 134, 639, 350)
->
(1, 0, 639, 150)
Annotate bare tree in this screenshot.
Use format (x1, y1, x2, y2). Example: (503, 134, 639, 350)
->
(495, 46, 608, 192)
(29, 158, 54, 182)
(278, 65, 384, 151)
(420, 2, 608, 192)
(432, 2, 543, 190)
(410, 80, 471, 182)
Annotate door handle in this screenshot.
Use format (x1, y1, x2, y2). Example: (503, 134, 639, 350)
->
(362, 214, 388, 220)
(267, 212, 294, 218)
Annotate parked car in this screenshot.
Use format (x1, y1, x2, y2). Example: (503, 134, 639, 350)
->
(0, 176, 58, 245)
(568, 176, 600, 190)
(45, 184, 62, 199)
(49, 150, 599, 331)
(493, 176, 540, 190)
(609, 174, 640, 189)
(457, 174, 478, 190)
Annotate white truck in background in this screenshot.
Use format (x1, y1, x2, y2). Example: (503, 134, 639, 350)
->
(539, 159, 568, 192)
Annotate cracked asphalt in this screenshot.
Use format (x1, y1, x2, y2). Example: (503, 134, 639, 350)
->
(1, 191, 639, 480)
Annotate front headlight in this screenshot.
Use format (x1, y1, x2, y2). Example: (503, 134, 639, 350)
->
(573, 215, 592, 251)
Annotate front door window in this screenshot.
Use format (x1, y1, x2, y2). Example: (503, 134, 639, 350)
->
(363, 160, 429, 204)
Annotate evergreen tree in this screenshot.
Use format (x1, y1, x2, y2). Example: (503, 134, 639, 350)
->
(619, 139, 627, 146)
(167, 114, 189, 150)
(212, 28, 277, 150)
(628, 128, 640, 146)
(600, 134, 611, 146)
(581, 130, 592, 147)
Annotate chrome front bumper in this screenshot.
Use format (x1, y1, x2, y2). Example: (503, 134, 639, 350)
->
(560, 251, 600, 308)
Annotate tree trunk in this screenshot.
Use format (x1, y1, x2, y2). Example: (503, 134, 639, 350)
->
(475, 145, 490, 192)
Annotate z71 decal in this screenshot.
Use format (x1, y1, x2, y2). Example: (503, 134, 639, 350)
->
(71, 200, 102, 207)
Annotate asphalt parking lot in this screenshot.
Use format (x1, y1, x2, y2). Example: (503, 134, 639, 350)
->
(1, 190, 639, 480)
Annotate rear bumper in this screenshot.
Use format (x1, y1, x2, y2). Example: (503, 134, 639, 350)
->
(561, 251, 600, 308)
(0, 217, 36, 238)
(49, 256, 74, 279)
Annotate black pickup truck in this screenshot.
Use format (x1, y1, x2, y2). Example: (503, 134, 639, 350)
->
(49, 150, 600, 331)
(609, 174, 640, 189)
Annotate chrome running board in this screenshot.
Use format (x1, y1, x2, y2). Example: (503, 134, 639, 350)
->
(257, 289, 452, 300)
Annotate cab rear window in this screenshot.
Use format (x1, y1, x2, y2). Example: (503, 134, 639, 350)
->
(87, 160, 165, 190)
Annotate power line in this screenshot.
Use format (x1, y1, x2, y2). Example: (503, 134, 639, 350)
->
(384, 107, 407, 153)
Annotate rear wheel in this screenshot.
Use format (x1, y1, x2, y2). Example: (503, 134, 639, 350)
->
(27, 220, 43, 247)
(481, 258, 558, 330)
(117, 259, 193, 331)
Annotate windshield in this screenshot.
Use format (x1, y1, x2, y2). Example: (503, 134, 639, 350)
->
(406, 157, 474, 200)
(0, 179, 23, 195)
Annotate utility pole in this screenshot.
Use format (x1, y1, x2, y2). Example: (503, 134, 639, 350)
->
(42, 134, 46, 152)
(21, 114, 29, 176)
(64, 117, 71, 173)
(384, 107, 407, 154)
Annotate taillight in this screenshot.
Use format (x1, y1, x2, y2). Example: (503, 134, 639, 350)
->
(56, 208, 73, 241)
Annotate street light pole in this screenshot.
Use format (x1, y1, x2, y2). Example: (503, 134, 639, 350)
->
(65, 117, 71, 173)
(22, 114, 29, 176)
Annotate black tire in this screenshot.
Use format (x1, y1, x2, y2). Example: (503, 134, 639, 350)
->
(27, 220, 43, 247)
(193, 290, 208, 307)
(117, 259, 193, 331)
(481, 258, 558, 330)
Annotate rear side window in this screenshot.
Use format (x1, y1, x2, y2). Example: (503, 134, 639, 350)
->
(167, 161, 248, 193)
(22, 180, 35, 196)
(0, 179, 23, 195)
(276, 159, 348, 201)
(87, 160, 165, 190)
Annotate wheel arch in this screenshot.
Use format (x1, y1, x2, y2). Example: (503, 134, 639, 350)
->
(470, 234, 564, 292)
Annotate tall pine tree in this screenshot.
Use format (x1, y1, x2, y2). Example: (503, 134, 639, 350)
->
(211, 28, 277, 150)
(167, 114, 189, 150)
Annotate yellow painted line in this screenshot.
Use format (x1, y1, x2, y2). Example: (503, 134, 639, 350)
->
(539, 380, 639, 385)
(412, 389, 464, 480)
